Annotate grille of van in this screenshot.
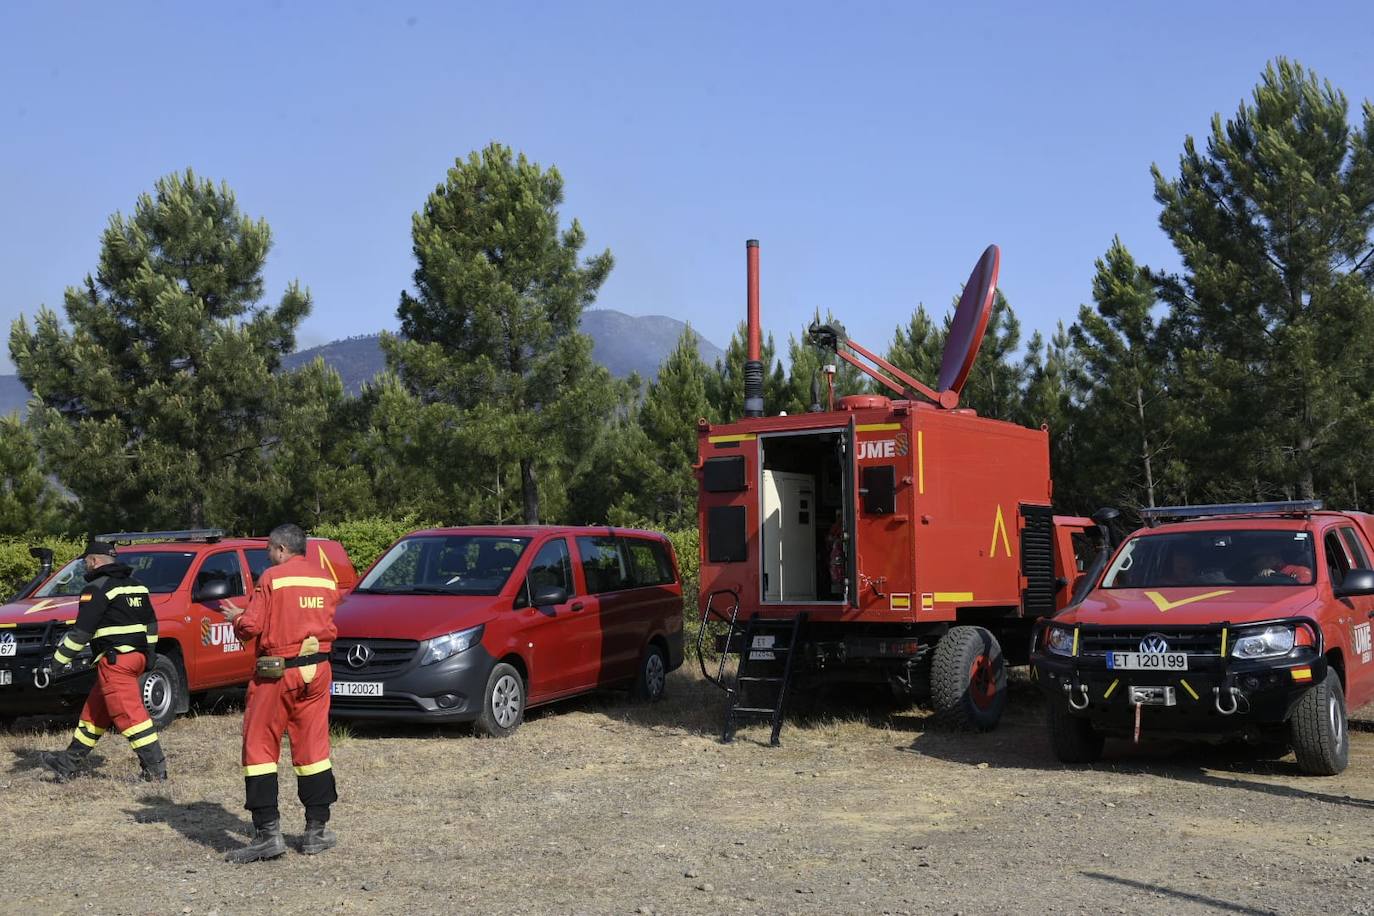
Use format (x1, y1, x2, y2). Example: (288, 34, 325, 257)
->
(331, 638, 420, 676)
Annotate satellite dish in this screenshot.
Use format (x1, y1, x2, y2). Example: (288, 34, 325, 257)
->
(937, 244, 1000, 398)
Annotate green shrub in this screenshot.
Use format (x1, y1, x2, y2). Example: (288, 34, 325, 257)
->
(0, 537, 84, 598)
(312, 515, 435, 574)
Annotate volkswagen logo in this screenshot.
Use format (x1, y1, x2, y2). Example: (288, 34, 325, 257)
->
(346, 644, 374, 669)
(1139, 633, 1170, 655)
(0, 631, 14, 654)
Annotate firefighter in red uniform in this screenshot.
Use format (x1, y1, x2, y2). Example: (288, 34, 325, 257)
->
(39, 539, 166, 782)
(220, 524, 340, 863)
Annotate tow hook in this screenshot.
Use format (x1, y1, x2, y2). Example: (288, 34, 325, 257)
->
(33, 667, 50, 690)
(1064, 681, 1090, 711)
(1213, 686, 1240, 715)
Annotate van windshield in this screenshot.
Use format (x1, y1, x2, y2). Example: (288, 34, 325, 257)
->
(36, 552, 196, 597)
(1101, 529, 1315, 588)
(356, 535, 531, 596)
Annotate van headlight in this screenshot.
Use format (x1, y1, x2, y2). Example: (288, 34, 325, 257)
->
(1045, 625, 1075, 656)
(1230, 625, 1295, 660)
(420, 625, 484, 666)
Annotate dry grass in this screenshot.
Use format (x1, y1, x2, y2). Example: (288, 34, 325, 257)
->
(3, 666, 1373, 915)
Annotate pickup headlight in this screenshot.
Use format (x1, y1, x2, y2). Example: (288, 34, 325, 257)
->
(1045, 625, 1075, 656)
(1230, 625, 1295, 660)
(420, 625, 484, 666)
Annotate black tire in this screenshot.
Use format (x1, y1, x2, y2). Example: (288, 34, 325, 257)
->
(930, 626, 1006, 730)
(631, 643, 668, 702)
(1046, 701, 1105, 764)
(474, 662, 525, 738)
(140, 654, 187, 731)
(1289, 669, 1349, 776)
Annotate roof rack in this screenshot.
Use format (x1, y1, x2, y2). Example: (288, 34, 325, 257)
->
(1138, 501, 1323, 526)
(96, 529, 225, 544)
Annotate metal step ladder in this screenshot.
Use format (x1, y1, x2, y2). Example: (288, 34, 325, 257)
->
(722, 613, 807, 746)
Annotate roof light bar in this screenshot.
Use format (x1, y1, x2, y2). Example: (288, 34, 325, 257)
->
(1138, 501, 1323, 525)
(97, 529, 225, 544)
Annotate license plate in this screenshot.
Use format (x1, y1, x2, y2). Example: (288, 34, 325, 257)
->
(749, 634, 775, 661)
(0, 643, 15, 657)
(1107, 652, 1187, 671)
(331, 681, 383, 697)
(0, 669, 10, 686)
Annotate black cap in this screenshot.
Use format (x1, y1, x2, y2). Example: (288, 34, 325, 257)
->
(82, 539, 117, 558)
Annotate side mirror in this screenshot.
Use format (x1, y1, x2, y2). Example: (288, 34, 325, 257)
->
(1334, 568, 1374, 598)
(194, 578, 231, 602)
(531, 585, 568, 607)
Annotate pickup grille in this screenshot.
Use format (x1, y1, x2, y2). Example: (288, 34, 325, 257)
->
(0, 623, 65, 655)
(331, 638, 419, 676)
(1078, 628, 1222, 656)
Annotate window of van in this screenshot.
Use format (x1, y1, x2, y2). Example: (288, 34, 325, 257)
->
(358, 535, 530, 595)
(576, 537, 630, 594)
(515, 538, 574, 608)
(624, 538, 675, 587)
(197, 551, 246, 597)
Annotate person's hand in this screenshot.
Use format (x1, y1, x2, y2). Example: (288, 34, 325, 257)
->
(220, 600, 245, 621)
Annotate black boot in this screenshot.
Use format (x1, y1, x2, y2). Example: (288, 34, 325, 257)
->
(224, 821, 286, 864)
(40, 747, 89, 782)
(134, 742, 167, 782)
(301, 820, 338, 855)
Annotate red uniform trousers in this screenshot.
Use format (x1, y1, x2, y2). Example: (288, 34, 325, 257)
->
(68, 652, 160, 755)
(241, 661, 337, 827)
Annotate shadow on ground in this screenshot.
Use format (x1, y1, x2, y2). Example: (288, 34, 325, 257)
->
(127, 796, 253, 852)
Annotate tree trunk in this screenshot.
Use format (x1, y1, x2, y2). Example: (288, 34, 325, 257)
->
(521, 457, 539, 524)
(1136, 383, 1156, 508)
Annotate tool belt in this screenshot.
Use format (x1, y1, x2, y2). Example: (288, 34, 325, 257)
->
(255, 653, 329, 679)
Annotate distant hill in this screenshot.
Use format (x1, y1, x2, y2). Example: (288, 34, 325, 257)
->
(0, 310, 725, 412)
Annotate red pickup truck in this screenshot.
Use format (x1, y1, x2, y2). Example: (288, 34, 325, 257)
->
(0, 530, 357, 729)
(1032, 501, 1374, 775)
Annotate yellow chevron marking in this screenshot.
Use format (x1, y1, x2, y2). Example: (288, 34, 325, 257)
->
(1143, 590, 1234, 613)
(989, 505, 1011, 558)
(24, 598, 79, 616)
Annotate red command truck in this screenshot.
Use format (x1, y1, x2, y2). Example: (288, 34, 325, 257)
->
(695, 242, 1094, 743)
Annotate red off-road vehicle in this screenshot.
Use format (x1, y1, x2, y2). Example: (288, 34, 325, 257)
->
(1032, 502, 1374, 775)
(0, 529, 357, 729)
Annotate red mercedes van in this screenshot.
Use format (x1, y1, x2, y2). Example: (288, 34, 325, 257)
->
(329, 526, 684, 736)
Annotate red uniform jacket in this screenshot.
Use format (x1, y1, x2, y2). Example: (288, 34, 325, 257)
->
(233, 554, 339, 657)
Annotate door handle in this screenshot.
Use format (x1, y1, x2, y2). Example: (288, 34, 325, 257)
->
(572, 602, 585, 611)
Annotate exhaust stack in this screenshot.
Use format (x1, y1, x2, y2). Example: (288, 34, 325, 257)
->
(743, 239, 764, 417)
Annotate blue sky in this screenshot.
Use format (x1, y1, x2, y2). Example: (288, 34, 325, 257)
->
(2, 1, 1372, 374)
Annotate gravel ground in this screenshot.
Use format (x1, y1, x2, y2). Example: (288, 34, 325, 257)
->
(2, 668, 1372, 916)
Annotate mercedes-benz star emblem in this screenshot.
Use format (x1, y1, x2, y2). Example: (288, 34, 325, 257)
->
(1139, 633, 1170, 655)
(346, 644, 373, 669)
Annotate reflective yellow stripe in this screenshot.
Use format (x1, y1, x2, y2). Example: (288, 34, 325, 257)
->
(856, 423, 902, 432)
(243, 762, 278, 777)
(707, 433, 756, 444)
(1179, 679, 1199, 701)
(61, 635, 84, 652)
(53, 649, 73, 664)
(72, 728, 98, 748)
(80, 719, 106, 736)
(104, 586, 150, 600)
(109, 645, 139, 653)
(1071, 628, 1080, 657)
(272, 577, 338, 590)
(128, 732, 159, 749)
(0, 623, 14, 628)
(123, 719, 154, 737)
(93, 623, 148, 638)
(1103, 679, 1120, 700)
(293, 758, 332, 777)
(933, 592, 974, 603)
(1220, 627, 1228, 657)
(147, 634, 159, 644)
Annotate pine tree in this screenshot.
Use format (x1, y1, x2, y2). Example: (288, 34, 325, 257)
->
(638, 328, 713, 527)
(8, 170, 309, 532)
(886, 305, 944, 388)
(705, 322, 787, 422)
(1070, 239, 1177, 512)
(0, 414, 71, 536)
(384, 143, 615, 523)
(1152, 58, 1374, 502)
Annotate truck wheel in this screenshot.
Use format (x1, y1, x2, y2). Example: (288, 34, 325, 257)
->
(1047, 701, 1104, 764)
(141, 655, 187, 731)
(631, 643, 667, 703)
(930, 626, 1006, 730)
(1289, 669, 1349, 776)
(474, 662, 525, 738)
